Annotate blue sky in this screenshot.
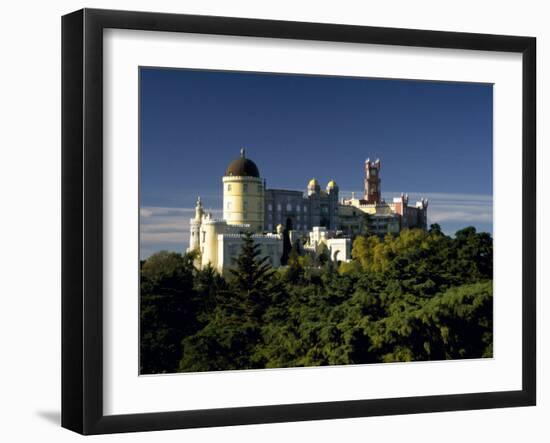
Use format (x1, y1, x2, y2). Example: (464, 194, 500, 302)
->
(140, 68, 493, 258)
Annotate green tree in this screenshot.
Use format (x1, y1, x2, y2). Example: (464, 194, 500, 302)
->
(285, 244, 304, 284)
(179, 231, 280, 371)
(140, 250, 198, 374)
(139, 225, 496, 373)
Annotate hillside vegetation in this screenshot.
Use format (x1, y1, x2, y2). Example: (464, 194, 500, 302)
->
(140, 224, 493, 374)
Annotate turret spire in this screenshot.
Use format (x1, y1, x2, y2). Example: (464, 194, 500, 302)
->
(195, 196, 204, 221)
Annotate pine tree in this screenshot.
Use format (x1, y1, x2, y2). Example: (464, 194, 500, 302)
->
(179, 231, 281, 371)
(228, 231, 278, 319)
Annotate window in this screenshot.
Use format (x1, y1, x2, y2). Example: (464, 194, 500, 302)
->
(268, 203, 272, 211)
(304, 206, 308, 213)
(227, 184, 232, 191)
(258, 202, 262, 210)
(268, 223, 273, 231)
(296, 206, 301, 212)
(277, 204, 282, 212)
(258, 184, 262, 192)
(268, 213, 272, 221)
(226, 201, 232, 210)
(286, 203, 292, 211)
(243, 184, 248, 192)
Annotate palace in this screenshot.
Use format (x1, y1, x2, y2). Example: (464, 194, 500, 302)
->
(340, 158, 428, 236)
(188, 149, 428, 272)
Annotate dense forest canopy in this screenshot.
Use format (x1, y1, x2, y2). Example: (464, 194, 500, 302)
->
(140, 224, 493, 374)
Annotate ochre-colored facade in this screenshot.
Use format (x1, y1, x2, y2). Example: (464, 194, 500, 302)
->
(222, 175, 264, 233)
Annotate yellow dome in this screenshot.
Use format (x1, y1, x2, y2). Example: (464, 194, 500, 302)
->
(308, 178, 319, 187)
(327, 180, 337, 189)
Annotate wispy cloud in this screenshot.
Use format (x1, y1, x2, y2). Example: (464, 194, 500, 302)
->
(403, 192, 493, 225)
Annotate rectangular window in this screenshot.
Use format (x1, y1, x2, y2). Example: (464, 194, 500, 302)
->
(243, 184, 248, 192)
(227, 184, 232, 191)
(227, 201, 232, 210)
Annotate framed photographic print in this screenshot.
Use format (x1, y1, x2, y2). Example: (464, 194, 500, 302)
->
(61, 8, 536, 435)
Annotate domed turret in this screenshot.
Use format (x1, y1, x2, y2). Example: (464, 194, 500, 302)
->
(327, 180, 338, 190)
(223, 148, 264, 232)
(307, 177, 321, 196)
(225, 148, 260, 177)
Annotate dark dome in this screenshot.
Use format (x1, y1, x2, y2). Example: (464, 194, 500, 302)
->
(225, 149, 260, 177)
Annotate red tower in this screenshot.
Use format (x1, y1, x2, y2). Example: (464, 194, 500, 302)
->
(364, 158, 381, 204)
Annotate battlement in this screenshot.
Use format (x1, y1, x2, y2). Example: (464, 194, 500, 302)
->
(365, 158, 381, 169)
(220, 232, 280, 239)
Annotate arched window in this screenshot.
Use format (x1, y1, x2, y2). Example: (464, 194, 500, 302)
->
(286, 203, 292, 211)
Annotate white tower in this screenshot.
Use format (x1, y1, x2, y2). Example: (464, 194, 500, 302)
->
(188, 196, 203, 252)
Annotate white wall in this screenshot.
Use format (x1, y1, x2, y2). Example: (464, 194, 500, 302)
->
(0, 0, 547, 441)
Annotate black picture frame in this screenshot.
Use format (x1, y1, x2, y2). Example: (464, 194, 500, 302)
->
(62, 8, 536, 435)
